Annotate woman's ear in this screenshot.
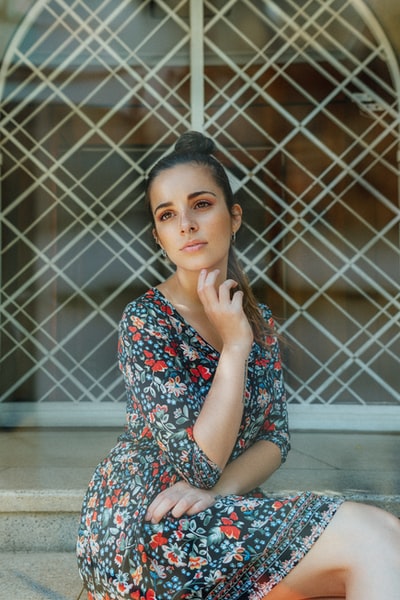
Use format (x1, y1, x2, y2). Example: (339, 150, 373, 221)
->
(152, 228, 159, 245)
(231, 203, 243, 233)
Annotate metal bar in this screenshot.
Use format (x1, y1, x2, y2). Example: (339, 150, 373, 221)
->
(190, 0, 204, 131)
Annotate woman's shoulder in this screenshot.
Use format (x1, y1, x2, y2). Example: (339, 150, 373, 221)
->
(120, 288, 179, 335)
(121, 288, 166, 320)
(123, 287, 158, 313)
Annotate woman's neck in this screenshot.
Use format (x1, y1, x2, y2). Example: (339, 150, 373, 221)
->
(157, 268, 228, 311)
(157, 272, 202, 311)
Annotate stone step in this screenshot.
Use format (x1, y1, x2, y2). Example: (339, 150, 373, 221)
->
(1, 487, 399, 554)
(0, 490, 82, 552)
(0, 551, 83, 600)
(1, 430, 399, 554)
(1, 490, 399, 600)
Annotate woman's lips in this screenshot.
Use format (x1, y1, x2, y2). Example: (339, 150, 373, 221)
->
(180, 241, 207, 252)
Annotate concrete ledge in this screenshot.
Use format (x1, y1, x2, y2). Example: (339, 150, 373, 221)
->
(2, 403, 400, 431)
(0, 489, 84, 512)
(1, 430, 398, 552)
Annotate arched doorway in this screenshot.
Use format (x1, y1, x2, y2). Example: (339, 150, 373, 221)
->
(1, 0, 399, 428)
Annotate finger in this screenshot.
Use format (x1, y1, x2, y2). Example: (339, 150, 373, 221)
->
(185, 497, 215, 516)
(203, 269, 220, 292)
(198, 269, 220, 303)
(171, 493, 213, 519)
(146, 495, 176, 524)
(218, 279, 238, 303)
(230, 288, 244, 309)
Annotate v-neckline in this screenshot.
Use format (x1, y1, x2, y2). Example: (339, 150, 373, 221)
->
(151, 287, 221, 356)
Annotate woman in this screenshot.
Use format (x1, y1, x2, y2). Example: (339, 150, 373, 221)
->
(77, 131, 400, 599)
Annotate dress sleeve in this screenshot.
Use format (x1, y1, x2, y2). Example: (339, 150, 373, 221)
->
(118, 299, 222, 489)
(252, 308, 291, 463)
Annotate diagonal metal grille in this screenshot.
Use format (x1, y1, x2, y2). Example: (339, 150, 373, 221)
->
(0, 0, 399, 426)
(202, 0, 400, 407)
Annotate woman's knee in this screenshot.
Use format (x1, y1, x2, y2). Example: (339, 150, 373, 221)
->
(268, 502, 400, 599)
(333, 501, 400, 561)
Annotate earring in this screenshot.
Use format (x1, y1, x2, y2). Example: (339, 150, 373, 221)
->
(161, 247, 167, 258)
(231, 231, 236, 244)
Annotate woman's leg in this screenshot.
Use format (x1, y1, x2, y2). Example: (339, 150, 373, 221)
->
(266, 501, 400, 600)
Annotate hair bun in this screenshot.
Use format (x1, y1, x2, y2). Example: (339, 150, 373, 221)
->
(174, 131, 215, 155)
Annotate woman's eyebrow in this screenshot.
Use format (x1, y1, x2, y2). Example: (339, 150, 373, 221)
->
(187, 190, 217, 200)
(153, 201, 173, 215)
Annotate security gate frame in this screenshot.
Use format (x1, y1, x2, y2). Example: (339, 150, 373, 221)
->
(0, 0, 399, 429)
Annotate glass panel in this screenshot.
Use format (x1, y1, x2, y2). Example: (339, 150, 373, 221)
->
(1, 0, 399, 421)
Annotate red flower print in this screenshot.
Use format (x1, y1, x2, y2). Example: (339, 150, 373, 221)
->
(161, 304, 173, 315)
(263, 420, 276, 432)
(143, 350, 168, 372)
(220, 524, 241, 540)
(137, 543, 148, 563)
(188, 556, 207, 570)
(151, 360, 168, 372)
(160, 471, 172, 484)
(165, 345, 177, 356)
(131, 316, 144, 328)
(117, 582, 130, 594)
(255, 357, 268, 367)
(272, 499, 290, 510)
(141, 426, 152, 439)
(150, 531, 168, 549)
(198, 365, 211, 380)
(190, 365, 211, 381)
(220, 516, 241, 539)
(104, 489, 121, 509)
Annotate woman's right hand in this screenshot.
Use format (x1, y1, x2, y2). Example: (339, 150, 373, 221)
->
(197, 269, 253, 355)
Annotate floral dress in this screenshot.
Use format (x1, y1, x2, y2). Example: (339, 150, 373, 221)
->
(77, 288, 343, 600)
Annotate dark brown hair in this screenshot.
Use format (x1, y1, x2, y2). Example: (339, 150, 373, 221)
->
(145, 131, 271, 346)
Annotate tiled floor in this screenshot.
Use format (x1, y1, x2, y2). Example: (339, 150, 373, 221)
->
(1, 428, 399, 497)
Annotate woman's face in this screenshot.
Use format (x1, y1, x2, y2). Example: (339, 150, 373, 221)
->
(149, 163, 242, 274)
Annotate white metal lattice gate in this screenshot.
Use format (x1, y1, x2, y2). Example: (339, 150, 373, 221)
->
(0, 0, 399, 429)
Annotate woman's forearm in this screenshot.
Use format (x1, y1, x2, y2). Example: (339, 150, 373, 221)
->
(211, 440, 282, 497)
(193, 345, 249, 469)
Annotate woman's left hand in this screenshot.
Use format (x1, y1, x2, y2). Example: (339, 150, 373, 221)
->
(145, 480, 217, 524)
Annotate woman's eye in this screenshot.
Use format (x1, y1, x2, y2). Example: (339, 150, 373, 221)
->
(159, 211, 173, 221)
(195, 200, 211, 209)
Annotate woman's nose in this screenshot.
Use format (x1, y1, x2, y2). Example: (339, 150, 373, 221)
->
(180, 212, 197, 233)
